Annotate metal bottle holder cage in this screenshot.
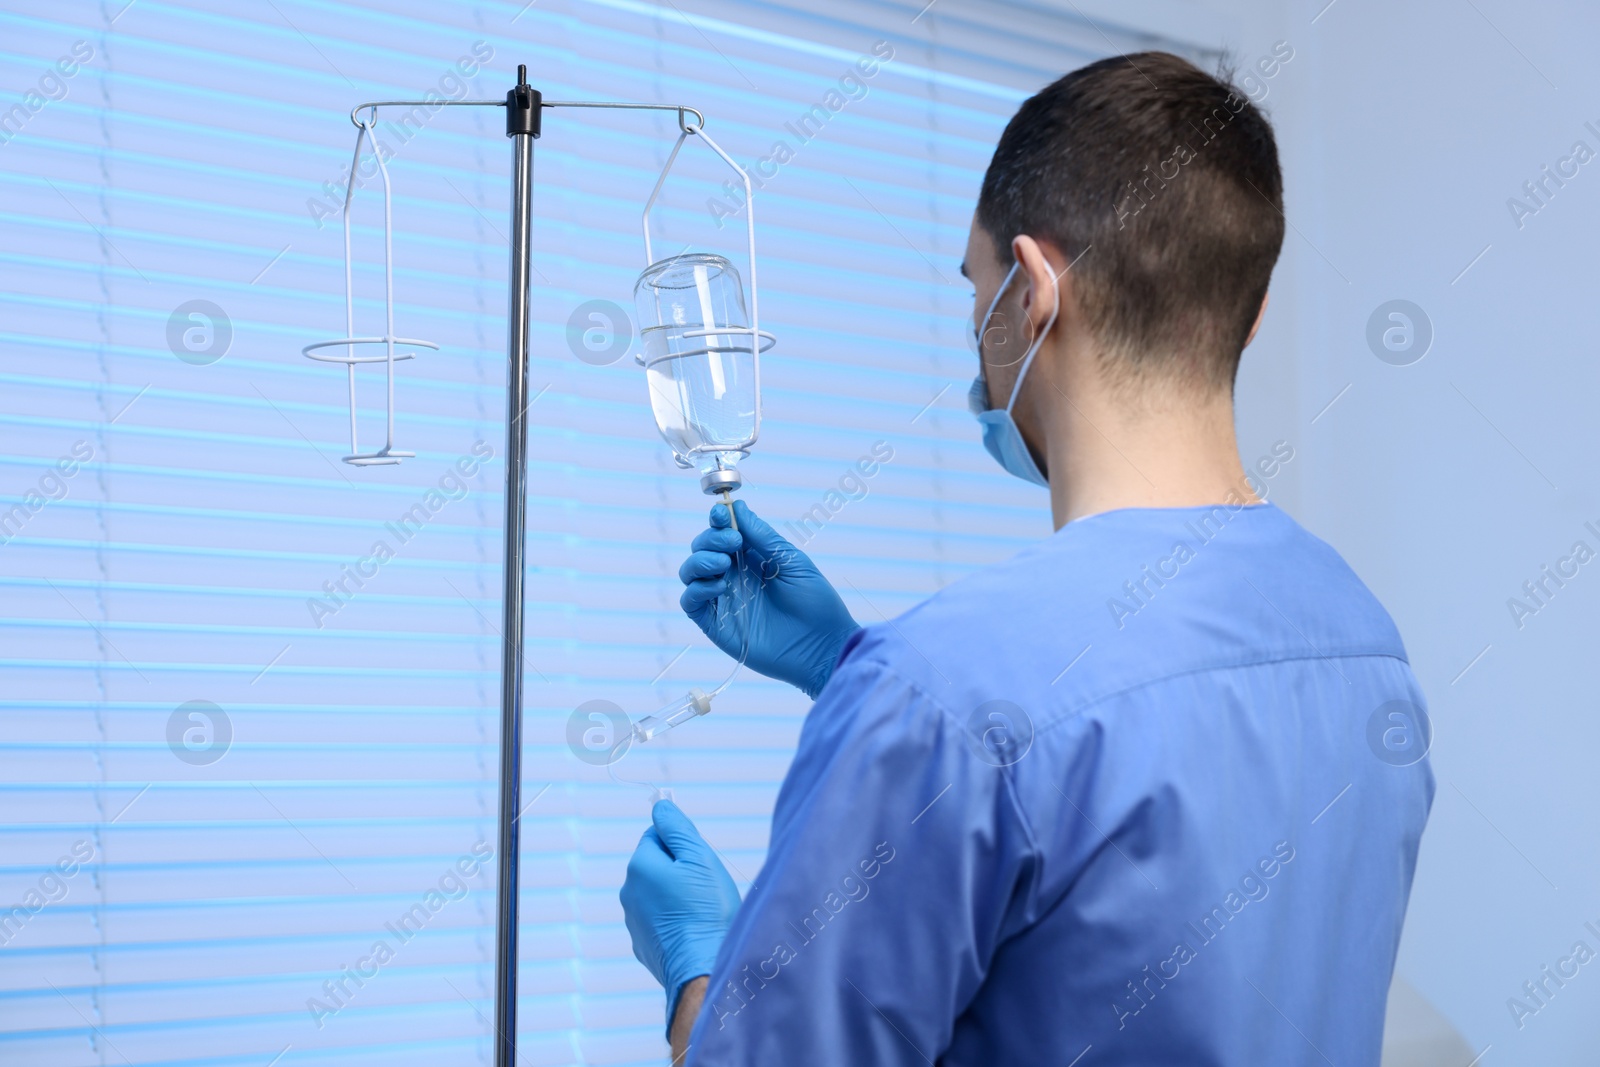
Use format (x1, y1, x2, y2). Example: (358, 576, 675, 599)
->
(302, 114, 439, 465)
(299, 66, 770, 1067)
(636, 123, 776, 485)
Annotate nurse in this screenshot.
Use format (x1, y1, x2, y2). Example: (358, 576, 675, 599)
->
(622, 51, 1432, 1065)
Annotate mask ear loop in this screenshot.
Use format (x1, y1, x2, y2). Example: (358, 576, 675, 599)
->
(976, 262, 1020, 371)
(1001, 263, 1061, 413)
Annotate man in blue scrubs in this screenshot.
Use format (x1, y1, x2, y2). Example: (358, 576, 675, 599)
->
(621, 51, 1433, 1065)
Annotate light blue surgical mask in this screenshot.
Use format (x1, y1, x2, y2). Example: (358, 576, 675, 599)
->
(968, 261, 1059, 488)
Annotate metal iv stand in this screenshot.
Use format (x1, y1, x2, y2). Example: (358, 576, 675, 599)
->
(308, 65, 753, 1067)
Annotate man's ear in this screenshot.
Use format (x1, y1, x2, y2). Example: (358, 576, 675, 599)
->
(1010, 234, 1060, 339)
(1243, 292, 1270, 348)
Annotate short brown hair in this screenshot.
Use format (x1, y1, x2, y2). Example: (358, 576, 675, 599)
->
(976, 51, 1284, 391)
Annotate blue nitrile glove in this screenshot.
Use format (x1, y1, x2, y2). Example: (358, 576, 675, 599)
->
(620, 799, 742, 1025)
(678, 499, 861, 699)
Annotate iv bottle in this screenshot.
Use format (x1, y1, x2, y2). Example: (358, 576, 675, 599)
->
(634, 253, 757, 494)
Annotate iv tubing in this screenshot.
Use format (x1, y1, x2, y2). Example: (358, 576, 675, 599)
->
(605, 543, 753, 794)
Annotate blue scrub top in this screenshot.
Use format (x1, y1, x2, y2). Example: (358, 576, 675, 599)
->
(686, 502, 1434, 1066)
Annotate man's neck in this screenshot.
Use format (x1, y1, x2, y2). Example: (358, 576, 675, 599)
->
(1039, 383, 1259, 530)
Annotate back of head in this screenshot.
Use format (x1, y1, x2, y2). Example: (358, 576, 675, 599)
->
(977, 52, 1285, 394)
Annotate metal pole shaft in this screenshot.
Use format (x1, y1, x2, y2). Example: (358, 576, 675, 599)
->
(495, 64, 541, 1067)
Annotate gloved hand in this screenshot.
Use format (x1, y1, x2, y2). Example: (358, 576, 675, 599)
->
(620, 799, 742, 1024)
(678, 499, 861, 699)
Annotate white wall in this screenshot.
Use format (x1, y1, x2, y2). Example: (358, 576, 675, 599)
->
(1188, 0, 1600, 1062)
(1297, 3, 1600, 1062)
(1058, 1, 1600, 1062)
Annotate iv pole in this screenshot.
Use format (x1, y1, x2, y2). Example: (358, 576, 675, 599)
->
(313, 60, 774, 1064)
(495, 65, 736, 1067)
(497, 67, 538, 1067)
(326, 66, 720, 1067)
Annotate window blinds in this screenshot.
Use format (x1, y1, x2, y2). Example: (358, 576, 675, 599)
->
(0, 2, 1205, 1063)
